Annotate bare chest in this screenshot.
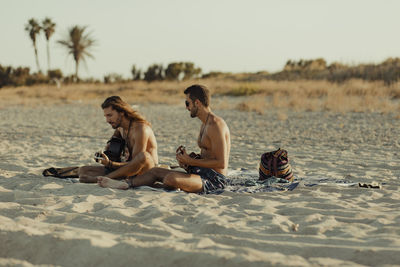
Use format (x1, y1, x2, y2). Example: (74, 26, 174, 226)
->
(119, 128, 135, 161)
(197, 126, 211, 151)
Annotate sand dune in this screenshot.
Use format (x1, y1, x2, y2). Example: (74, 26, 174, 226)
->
(0, 101, 399, 266)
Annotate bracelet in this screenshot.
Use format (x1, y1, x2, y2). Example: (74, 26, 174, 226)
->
(108, 160, 113, 169)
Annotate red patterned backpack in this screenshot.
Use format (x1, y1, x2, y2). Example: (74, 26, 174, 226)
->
(259, 148, 294, 182)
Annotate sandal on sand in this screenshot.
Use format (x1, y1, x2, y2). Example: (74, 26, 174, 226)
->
(42, 167, 80, 179)
(358, 181, 382, 189)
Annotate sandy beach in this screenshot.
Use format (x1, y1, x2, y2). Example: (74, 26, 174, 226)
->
(0, 99, 400, 266)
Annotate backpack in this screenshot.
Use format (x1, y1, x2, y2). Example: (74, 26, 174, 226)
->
(259, 148, 294, 182)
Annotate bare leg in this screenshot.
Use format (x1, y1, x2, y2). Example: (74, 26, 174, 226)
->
(83, 152, 156, 184)
(131, 167, 203, 193)
(97, 177, 130, 189)
(98, 167, 168, 189)
(79, 166, 107, 183)
(162, 172, 203, 193)
(98, 167, 204, 193)
(129, 167, 176, 187)
(106, 151, 155, 179)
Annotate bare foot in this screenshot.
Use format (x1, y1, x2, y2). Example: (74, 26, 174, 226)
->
(97, 176, 130, 190)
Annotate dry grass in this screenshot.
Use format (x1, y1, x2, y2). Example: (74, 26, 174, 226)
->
(222, 79, 400, 114)
(0, 78, 399, 114)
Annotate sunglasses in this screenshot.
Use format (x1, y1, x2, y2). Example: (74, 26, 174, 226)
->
(185, 100, 190, 107)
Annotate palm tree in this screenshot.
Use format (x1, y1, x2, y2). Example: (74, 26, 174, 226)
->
(57, 25, 96, 80)
(25, 18, 42, 73)
(42, 17, 56, 72)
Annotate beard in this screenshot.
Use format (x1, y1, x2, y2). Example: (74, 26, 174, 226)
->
(110, 114, 122, 129)
(190, 106, 198, 118)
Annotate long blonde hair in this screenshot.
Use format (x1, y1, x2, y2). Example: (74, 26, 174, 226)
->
(101, 96, 151, 126)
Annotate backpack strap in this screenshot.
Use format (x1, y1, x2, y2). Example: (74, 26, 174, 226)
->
(272, 148, 284, 176)
(272, 155, 278, 176)
(267, 152, 273, 176)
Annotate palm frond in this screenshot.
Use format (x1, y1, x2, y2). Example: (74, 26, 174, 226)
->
(42, 17, 56, 40)
(57, 25, 97, 79)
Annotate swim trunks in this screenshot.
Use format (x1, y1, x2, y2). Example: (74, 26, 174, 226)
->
(187, 166, 228, 194)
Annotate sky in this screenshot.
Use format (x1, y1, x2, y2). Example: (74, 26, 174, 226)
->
(1, 0, 400, 79)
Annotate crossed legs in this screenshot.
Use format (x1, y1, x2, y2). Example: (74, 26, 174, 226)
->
(98, 167, 204, 193)
(79, 151, 155, 183)
(79, 166, 107, 183)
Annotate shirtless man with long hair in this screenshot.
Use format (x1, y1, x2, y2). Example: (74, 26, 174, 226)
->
(98, 85, 230, 194)
(79, 96, 158, 183)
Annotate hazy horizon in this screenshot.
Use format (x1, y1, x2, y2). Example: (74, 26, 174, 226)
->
(1, 0, 399, 79)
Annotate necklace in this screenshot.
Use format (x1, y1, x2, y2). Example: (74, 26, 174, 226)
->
(126, 120, 132, 137)
(123, 120, 132, 159)
(199, 112, 210, 141)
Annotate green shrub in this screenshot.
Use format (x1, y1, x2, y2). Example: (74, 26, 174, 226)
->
(131, 65, 142, 80)
(223, 84, 261, 96)
(104, 73, 125, 84)
(144, 64, 164, 82)
(26, 72, 49, 85)
(48, 69, 63, 80)
(164, 62, 201, 81)
(202, 71, 226, 79)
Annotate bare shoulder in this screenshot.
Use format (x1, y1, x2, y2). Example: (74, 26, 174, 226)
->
(132, 122, 153, 136)
(132, 122, 145, 131)
(209, 114, 229, 133)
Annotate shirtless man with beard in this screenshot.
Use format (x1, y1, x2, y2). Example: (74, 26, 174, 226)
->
(79, 96, 158, 183)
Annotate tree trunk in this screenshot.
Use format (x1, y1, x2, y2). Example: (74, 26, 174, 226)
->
(46, 41, 50, 72)
(75, 60, 79, 82)
(34, 43, 41, 73)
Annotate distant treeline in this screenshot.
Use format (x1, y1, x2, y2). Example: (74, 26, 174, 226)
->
(106, 62, 202, 83)
(0, 66, 64, 87)
(0, 61, 202, 88)
(221, 58, 400, 86)
(206, 58, 400, 86)
(1, 58, 400, 88)
(270, 58, 400, 85)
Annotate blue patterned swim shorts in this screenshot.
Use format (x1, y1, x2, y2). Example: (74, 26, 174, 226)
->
(187, 166, 228, 194)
